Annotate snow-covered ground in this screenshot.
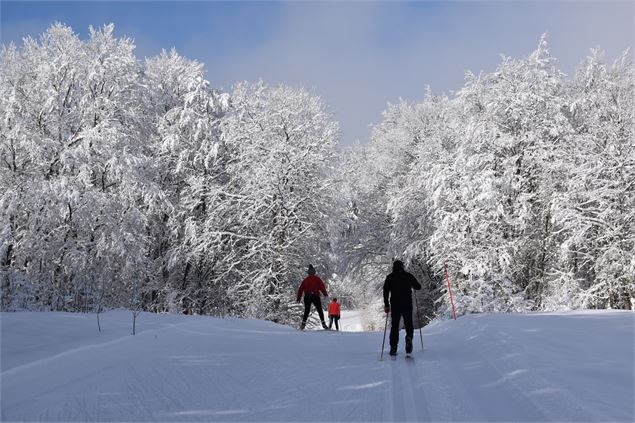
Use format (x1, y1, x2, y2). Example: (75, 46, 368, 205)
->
(1, 310, 633, 422)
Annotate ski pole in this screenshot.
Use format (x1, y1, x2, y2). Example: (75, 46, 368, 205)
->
(380, 310, 388, 361)
(414, 293, 424, 352)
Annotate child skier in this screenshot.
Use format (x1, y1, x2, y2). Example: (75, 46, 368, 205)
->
(328, 298, 341, 331)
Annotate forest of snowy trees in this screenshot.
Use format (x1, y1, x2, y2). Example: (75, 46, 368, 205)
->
(1, 25, 633, 323)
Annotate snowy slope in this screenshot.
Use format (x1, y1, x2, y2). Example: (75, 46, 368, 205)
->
(1, 310, 633, 422)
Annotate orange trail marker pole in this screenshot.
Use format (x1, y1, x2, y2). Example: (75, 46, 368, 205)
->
(444, 262, 457, 320)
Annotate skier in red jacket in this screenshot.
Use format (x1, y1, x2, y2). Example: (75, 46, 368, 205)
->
(296, 264, 329, 330)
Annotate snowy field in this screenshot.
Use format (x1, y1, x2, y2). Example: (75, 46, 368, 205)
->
(1, 310, 633, 422)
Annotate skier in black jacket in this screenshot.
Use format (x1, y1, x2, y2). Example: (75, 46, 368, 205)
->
(383, 260, 422, 356)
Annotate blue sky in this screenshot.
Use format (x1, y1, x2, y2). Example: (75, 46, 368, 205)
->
(2, 1, 633, 147)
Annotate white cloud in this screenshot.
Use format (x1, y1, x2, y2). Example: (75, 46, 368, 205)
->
(196, 1, 632, 146)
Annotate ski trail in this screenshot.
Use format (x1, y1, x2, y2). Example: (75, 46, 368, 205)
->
(2, 311, 631, 422)
(1, 335, 132, 378)
(427, 323, 552, 422)
(386, 354, 430, 422)
(1, 321, 187, 377)
(388, 358, 407, 421)
(416, 346, 484, 421)
(475, 327, 606, 421)
(395, 357, 418, 421)
(406, 356, 431, 422)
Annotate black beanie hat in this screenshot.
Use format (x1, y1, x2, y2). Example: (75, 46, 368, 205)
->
(307, 264, 316, 275)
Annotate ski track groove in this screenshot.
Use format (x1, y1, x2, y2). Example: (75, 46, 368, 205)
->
(395, 354, 425, 422)
(406, 355, 432, 422)
(388, 355, 409, 421)
(397, 356, 418, 421)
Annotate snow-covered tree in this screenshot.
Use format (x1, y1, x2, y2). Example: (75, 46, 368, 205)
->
(551, 49, 635, 310)
(141, 49, 229, 314)
(206, 81, 339, 321)
(339, 36, 633, 317)
(0, 24, 154, 311)
(431, 37, 572, 312)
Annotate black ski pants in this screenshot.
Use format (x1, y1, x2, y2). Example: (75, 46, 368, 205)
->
(389, 306, 414, 349)
(302, 294, 325, 323)
(328, 315, 340, 330)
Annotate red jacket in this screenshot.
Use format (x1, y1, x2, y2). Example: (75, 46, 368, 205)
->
(328, 301, 341, 316)
(296, 275, 328, 302)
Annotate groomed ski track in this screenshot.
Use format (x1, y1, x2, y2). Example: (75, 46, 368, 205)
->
(1, 310, 633, 422)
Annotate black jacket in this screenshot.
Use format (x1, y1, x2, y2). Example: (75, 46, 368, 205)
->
(383, 270, 421, 309)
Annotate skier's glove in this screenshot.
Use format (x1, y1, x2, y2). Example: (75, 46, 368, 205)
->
(384, 305, 390, 313)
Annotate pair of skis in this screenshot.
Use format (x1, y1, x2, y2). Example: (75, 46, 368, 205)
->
(379, 351, 415, 361)
(297, 326, 337, 331)
(390, 353, 414, 360)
